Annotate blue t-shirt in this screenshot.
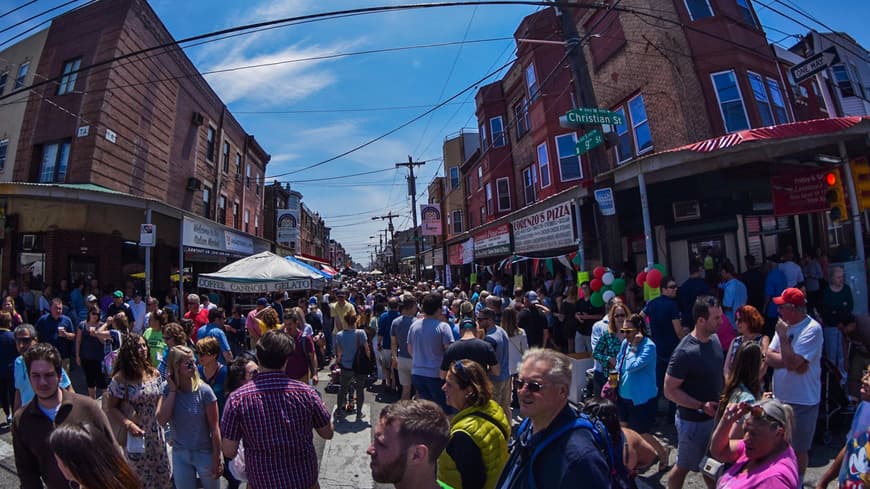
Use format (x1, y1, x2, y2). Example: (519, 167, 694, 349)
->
(14, 355, 72, 407)
(377, 310, 400, 350)
(764, 268, 788, 318)
(721, 278, 748, 327)
(485, 325, 511, 382)
(196, 323, 232, 365)
(164, 382, 217, 451)
(642, 296, 681, 359)
(336, 329, 366, 369)
(198, 364, 228, 412)
(839, 401, 870, 486)
(34, 313, 75, 358)
(407, 317, 454, 378)
(391, 315, 415, 359)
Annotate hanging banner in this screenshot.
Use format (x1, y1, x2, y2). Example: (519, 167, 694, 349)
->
(461, 237, 475, 264)
(512, 202, 575, 254)
(474, 224, 511, 259)
(448, 244, 463, 266)
(420, 204, 443, 236)
(514, 274, 524, 290)
(770, 166, 833, 216)
(470, 273, 477, 286)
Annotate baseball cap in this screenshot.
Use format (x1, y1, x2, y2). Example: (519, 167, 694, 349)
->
(113, 290, 124, 298)
(459, 319, 476, 329)
(256, 297, 269, 307)
(309, 296, 318, 305)
(525, 291, 540, 304)
(86, 294, 98, 302)
(751, 398, 790, 427)
(772, 287, 805, 307)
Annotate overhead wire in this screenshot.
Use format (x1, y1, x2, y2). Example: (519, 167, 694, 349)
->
(0, 0, 81, 35)
(0, 0, 40, 19)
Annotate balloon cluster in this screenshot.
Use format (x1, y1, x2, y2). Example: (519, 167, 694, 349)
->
(635, 263, 668, 288)
(588, 266, 626, 308)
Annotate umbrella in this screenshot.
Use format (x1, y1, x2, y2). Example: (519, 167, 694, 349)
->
(369, 269, 384, 275)
(286, 256, 334, 280)
(198, 251, 324, 293)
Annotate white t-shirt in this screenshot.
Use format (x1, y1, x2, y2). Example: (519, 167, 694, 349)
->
(769, 315, 823, 405)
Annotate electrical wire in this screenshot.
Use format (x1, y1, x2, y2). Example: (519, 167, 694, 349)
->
(760, 0, 868, 61)
(0, 0, 98, 49)
(0, 0, 81, 35)
(233, 102, 471, 114)
(0, 0, 40, 19)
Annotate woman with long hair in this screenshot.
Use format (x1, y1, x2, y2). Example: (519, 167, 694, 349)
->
(3, 296, 23, 328)
(724, 304, 769, 377)
(716, 341, 764, 439)
(76, 306, 108, 399)
(438, 359, 510, 489)
(157, 345, 222, 489)
(105, 332, 171, 489)
(48, 422, 143, 489)
(592, 302, 631, 395)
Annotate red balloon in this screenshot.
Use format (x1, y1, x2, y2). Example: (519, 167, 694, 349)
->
(590, 278, 604, 292)
(635, 272, 647, 287)
(646, 269, 663, 288)
(593, 266, 607, 279)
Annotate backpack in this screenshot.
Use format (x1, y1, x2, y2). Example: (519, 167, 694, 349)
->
(351, 330, 373, 375)
(102, 330, 123, 377)
(515, 408, 633, 489)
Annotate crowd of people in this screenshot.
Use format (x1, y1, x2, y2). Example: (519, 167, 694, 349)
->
(2, 259, 868, 489)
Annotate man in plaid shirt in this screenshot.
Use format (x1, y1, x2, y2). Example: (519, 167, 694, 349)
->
(221, 330, 333, 488)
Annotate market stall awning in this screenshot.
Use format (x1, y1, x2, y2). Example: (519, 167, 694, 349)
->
(286, 255, 334, 279)
(295, 253, 331, 266)
(321, 265, 338, 276)
(198, 251, 324, 293)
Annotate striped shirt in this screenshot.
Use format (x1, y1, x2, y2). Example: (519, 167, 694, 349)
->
(221, 371, 330, 489)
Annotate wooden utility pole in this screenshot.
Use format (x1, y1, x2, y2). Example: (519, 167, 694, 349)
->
(372, 212, 399, 273)
(396, 156, 425, 279)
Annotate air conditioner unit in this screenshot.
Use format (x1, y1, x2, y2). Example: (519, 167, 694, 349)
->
(186, 177, 202, 191)
(673, 200, 701, 222)
(22, 234, 36, 251)
(191, 112, 204, 126)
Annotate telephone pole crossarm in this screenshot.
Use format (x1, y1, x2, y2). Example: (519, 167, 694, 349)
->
(396, 156, 426, 279)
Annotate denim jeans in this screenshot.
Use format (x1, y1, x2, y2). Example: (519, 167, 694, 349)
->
(412, 374, 449, 412)
(172, 447, 220, 489)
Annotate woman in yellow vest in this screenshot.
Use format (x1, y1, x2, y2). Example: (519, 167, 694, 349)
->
(438, 359, 510, 489)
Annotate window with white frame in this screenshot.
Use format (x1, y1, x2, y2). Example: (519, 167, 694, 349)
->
(748, 71, 774, 127)
(203, 186, 212, 219)
(244, 209, 250, 233)
(514, 98, 530, 139)
(479, 123, 488, 151)
(452, 210, 462, 233)
(206, 126, 216, 162)
(628, 95, 652, 154)
(735, 0, 757, 27)
(683, 0, 713, 20)
(39, 141, 71, 183)
(523, 166, 537, 205)
(485, 182, 493, 215)
(765, 77, 789, 123)
(14, 62, 28, 89)
(525, 63, 538, 102)
(480, 206, 486, 226)
(246, 164, 251, 188)
(449, 167, 460, 190)
(235, 152, 242, 178)
(490, 116, 506, 148)
(233, 202, 240, 228)
(477, 166, 483, 189)
(537, 142, 551, 187)
(222, 141, 230, 173)
(831, 65, 855, 98)
(711, 70, 750, 133)
(57, 58, 81, 95)
(218, 195, 227, 223)
(555, 133, 582, 181)
(496, 177, 511, 211)
(0, 139, 7, 171)
(613, 107, 632, 163)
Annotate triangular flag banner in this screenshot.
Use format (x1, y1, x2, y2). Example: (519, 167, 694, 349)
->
(531, 259, 540, 273)
(571, 252, 582, 267)
(558, 255, 573, 270)
(545, 259, 554, 275)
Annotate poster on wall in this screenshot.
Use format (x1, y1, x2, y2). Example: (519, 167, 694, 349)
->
(276, 209, 299, 248)
(421, 204, 443, 236)
(512, 202, 575, 254)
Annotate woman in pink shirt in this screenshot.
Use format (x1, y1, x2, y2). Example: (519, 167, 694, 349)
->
(710, 398, 799, 489)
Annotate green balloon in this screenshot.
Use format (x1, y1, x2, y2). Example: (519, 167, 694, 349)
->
(653, 263, 667, 275)
(590, 291, 605, 308)
(611, 278, 626, 295)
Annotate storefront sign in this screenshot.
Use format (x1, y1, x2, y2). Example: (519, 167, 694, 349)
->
(448, 244, 462, 266)
(433, 248, 444, 266)
(474, 224, 511, 259)
(276, 209, 299, 247)
(182, 217, 254, 256)
(594, 188, 616, 216)
(770, 167, 832, 216)
(512, 202, 575, 254)
(197, 277, 313, 293)
(420, 204, 442, 236)
(461, 238, 475, 265)
(139, 224, 156, 247)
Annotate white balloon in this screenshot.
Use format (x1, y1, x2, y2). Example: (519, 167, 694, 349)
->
(602, 271, 615, 285)
(602, 290, 616, 303)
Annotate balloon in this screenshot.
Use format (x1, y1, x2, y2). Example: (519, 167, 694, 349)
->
(611, 278, 626, 295)
(602, 290, 616, 303)
(602, 271, 615, 286)
(635, 272, 647, 287)
(653, 263, 667, 275)
(646, 269, 663, 288)
(590, 291, 604, 308)
(593, 266, 607, 279)
(590, 278, 603, 292)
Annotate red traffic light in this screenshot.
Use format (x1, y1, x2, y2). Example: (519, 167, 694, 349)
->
(825, 172, 837, 186)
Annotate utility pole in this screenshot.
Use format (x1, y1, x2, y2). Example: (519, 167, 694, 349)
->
(396, 156, 425, 279)
(372, 212, 399, 274)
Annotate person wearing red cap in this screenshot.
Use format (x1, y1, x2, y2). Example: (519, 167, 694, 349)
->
(764, 287, 823, 483)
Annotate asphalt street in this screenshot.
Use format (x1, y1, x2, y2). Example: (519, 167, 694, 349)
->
(0, 363, 849, 489)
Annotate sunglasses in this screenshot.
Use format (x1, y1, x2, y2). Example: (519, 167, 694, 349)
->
(184, 360, 197, 369)
(16, 337, 34, 344)
(620, 329, 637, 334)
(514, 378, 548, 393)
(613, 313, 626, 318)
(744, 403, 783, 427)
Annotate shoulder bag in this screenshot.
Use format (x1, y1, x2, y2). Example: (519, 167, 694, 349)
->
(103, 381, 138, 447)
(351, 330, 372, 375)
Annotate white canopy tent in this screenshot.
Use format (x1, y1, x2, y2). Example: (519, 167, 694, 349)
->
(197, 251, 324, 293)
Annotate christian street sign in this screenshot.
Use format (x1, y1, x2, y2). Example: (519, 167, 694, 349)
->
(575, 129, 604, 156)
(561, 107, 625, 127)
(790, 46, 839, 84)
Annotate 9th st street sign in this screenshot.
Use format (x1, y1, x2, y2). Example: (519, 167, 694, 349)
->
(562, 107, 625, 126)
(576, 129, 604, 156)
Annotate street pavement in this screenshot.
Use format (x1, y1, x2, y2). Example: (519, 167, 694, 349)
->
(0, 363, 850, 489)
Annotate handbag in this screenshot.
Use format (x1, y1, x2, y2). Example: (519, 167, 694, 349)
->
(600, 341, 628, 401)
(351, 330, 372, 375)
(103, 381, 138, 447)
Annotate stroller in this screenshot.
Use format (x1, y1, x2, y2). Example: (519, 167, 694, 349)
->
(818, 357, 850, 445)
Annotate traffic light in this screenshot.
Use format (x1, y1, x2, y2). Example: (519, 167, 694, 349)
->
(851, 158, 870, 211)
(825, 168, 848, 222)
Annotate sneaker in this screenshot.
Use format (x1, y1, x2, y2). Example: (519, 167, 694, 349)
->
(356, 410, 365, 420)
(334, 408, 347, 417)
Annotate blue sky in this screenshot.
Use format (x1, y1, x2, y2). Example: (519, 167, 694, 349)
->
(1, 0, 868, 265)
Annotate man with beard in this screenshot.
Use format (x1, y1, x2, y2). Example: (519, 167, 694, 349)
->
(367, 399, 452, 489)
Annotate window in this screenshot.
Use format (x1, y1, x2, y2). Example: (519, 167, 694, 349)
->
(222, 142, 230, 173)
(449, 167, 460, 190)
(485, 183, 493, 215)
(218, 195, 227, 223)
(613, 107, 632, 163)
(480, 206, 486, 226)
(206, 126, 216, 162)
(235, 152, 242, 178)
(479, 123, 488, 151)
(811, 79, 828, 113)
(537, 143, 551, 187)
(0, 140, 7, 171)
(490, 116, 505, 148)
(57, 58, 81, 95)
(711, 70, 749, 133)
(735, 0, 757, 27)
(477, 166, 483, 189)
(203, 187, 212, 219)
(525, 63, 538, 102)
(452, 210, 463, 233)
(496, 177, 511, 211)
(14, 62, 28, 89)
(246, 164, 251, 188)
(465, 175, 472, 197)
(233, 202, 240, 228)
(832, 65, 856, 98)
(766, 77, 789, 123)
(255, 175, 260, 195)
(555, 133, 582, 181)
(244, 209, 250, 233)
(747, 72, 774, 127)
(0, 72, 6, 95)
(683, 0, 713, 20)
(628, 95, 652, 154)
(38, 141, 71, 183)
(255, 214, 259, 235)
(514, 98, 530, 138)
(523, 166, 537, 205)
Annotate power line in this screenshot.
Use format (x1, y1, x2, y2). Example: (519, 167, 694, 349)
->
(760, 0, 868, 61)
(0, 0, 81, 35)
(0, 0, 40, 19)
(0, 0, 98, 49)
(233, 102, 472, 114)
